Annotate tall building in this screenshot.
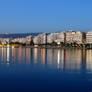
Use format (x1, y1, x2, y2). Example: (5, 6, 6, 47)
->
(65, 30, 85, 44)
(86, 31, 92, 44)
(47, 32, 65, 44)
(26, 35, 32, 45)
(33, 33, 47, 44)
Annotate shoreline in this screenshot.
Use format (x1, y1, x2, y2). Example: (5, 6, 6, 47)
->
(0, 45, 92, 49)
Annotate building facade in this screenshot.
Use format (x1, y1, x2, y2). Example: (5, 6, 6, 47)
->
(86, 31, 92, 44)
(25, 35, 32, 45)
(65, 30, 85, 44)
(11, 35, 32, 44)
(47, 32, 65, 44)
(0, 38, 11, 44)
(33, 33, 47, 44)
(11, 38, 26, 44)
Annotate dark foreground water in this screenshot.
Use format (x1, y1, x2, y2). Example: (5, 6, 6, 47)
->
(0, 47, 92, 92)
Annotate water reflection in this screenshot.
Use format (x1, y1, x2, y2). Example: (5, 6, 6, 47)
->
(6, 47, 10, 64)
(0, 47, 92, 71)
(86, 50, 92, 71)
(64, 49, 82, 70)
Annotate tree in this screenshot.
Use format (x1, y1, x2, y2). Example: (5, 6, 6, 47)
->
(30, 40, 34, 46)
(51, 41, 57, 46)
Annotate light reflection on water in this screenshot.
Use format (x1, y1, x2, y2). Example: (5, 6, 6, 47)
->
(0, 47, 92, 72)
(0, 47, 92, 92)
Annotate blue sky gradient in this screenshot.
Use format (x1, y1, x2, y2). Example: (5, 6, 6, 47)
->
(0, 0, 92, 33)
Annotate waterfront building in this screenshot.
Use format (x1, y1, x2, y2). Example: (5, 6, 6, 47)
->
(33, 33, 47, 45)
(11, 35, 32, 44)
(47, 32, 65, 44)
(65, 30, 85, 44)
(25, 35, 32, 45)
(0, 33, 40, 44)
(86, 31, 92, 44)
(11, 37, 26, 44)
(0, 38, 11, 44)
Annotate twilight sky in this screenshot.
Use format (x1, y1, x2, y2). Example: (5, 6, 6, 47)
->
(0, 0, 92, 33)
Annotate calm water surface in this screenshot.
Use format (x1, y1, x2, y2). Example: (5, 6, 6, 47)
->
(0, 47, 92, 92)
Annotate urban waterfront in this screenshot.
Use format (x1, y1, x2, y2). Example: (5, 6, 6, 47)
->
(0, 47, 92, 92)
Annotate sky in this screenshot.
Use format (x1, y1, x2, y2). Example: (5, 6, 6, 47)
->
(0, 0, 92, 33)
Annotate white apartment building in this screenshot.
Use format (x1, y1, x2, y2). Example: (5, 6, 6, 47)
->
(11, 38, 26, 44)
(33, 33, 47, 44)
(86, 31, 92, 44)
(47, 32, 65, 44)
(66, 30, 85, 44)
(26, 35, 32, 45)
(0, 38, 11, 44)
(11, 35, 32, 44)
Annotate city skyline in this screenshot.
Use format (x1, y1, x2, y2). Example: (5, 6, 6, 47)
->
(0, 30, 91, 45)
(0, 1, 92, 92)
(0, 0, 92, 33)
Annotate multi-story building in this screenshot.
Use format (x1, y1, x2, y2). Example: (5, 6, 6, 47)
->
(47, 32, 65, 44)
(86, 31, 92, 44)
(65, 30, 85, 44)
(0, 38, 11, 44)
(11, 37, 26, 44)
(11, 35, 32, 44)
(26, 35, 32, 45)
(33, 33, 47, 44)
